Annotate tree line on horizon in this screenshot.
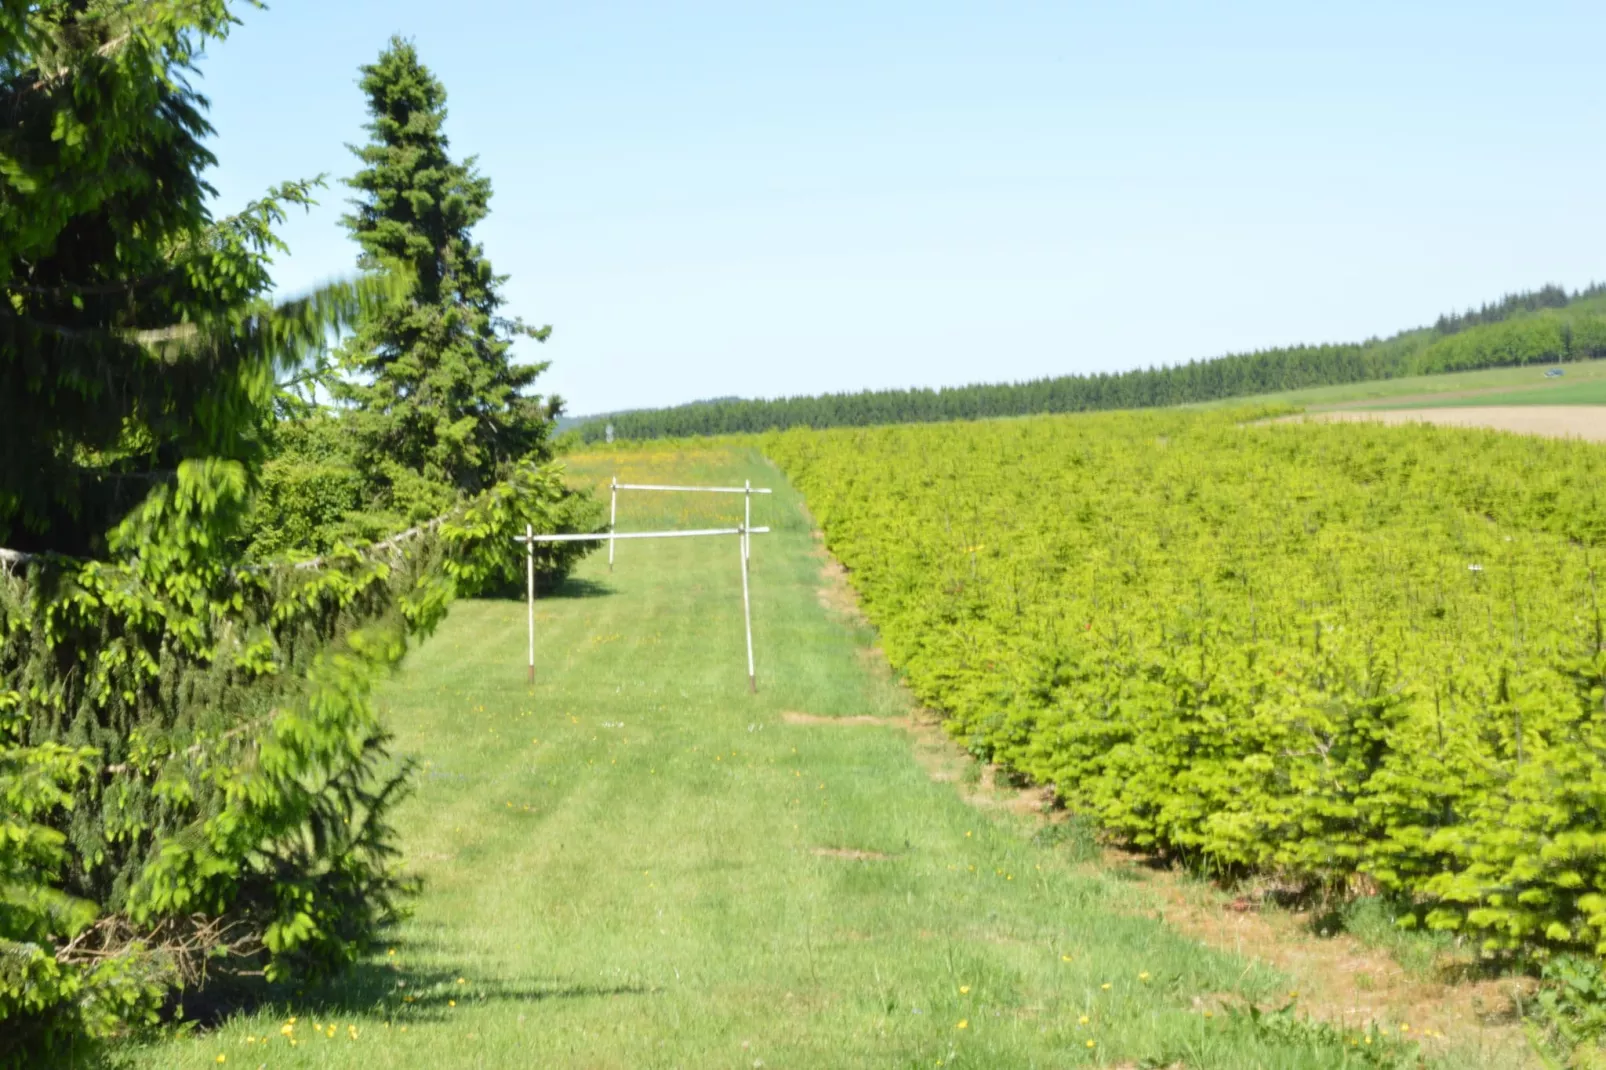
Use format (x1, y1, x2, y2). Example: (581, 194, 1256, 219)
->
(577, 283, 1606, 442)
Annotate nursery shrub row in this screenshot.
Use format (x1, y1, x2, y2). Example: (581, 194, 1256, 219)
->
(769, 409, 1606, 962)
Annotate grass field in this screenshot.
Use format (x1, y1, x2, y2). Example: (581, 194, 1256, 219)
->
(123, 447, 1468, 1069)
(1194, 357, 1606, 411)
(1368, 377, 1606, 408)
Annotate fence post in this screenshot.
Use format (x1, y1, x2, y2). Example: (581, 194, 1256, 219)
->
(740, 526, 755, 693)
(743, 479, 751, 563)
(608, 477, 618, 572)
(526, 523, 535, 685)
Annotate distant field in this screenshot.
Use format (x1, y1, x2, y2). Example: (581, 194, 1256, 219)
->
(1295, 405, 1606, 441)
(1194, 358, 1606, 411)
(1369, 377, 1606, 408)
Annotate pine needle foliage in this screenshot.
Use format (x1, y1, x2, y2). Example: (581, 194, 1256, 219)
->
(336, 37, 558, 522)
(0, 6, 591, 1061)
(0, 0, 387, 558)
(770, 410, 1606, 969)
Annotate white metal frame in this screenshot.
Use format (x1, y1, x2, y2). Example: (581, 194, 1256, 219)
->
(514, 524, 771, 692)
(608, 478, 772, 571)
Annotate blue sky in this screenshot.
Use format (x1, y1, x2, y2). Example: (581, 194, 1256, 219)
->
(201, 1, 1606, 415)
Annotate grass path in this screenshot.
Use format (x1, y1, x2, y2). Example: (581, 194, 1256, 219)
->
(134, 447, 1434, 1069)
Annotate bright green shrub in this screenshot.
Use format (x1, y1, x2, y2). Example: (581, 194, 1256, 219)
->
(0, 455, 598, 1062)
(768, 410, 1606, 964)
(249, 417, 601, 593)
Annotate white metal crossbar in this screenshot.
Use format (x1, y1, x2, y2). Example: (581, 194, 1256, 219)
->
(612, 483, 773, 494)
(608, 477, 772, 572)
(513, 523, 768, 692)
(518, 526, 770, 543)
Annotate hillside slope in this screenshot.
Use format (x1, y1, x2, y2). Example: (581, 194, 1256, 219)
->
(578, 284, 1606, 441)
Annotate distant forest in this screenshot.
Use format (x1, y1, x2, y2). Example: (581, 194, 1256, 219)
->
(576, 283, 1606, 442)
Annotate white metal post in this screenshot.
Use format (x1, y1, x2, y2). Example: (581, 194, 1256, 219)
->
(608, 477, 617, 572)
(525, 523, 535, 684)
(740, 526, 756, 693)
(517, 524, 772, 689)
(743, 479, 751, 563)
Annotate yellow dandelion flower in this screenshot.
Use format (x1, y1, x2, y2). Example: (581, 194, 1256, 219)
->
(1061, 953, 1073, 962)
(280, 1025, 294, 1037)
(1086, 1039, 1096, 1049)
(959, 985, 970, 995)
(449, 1000, 456, 1007)
(216, 1056, 227, 1064)
(1139, 971, 1151, 981)
(956, 1019, 968, 1030)
(1100, 982, 1111, 990)
(1399, 1023, 1410, 1033)
(1078, 1015, 1089, 1025)
(387, 948, 396, 957)
(457, 977, 466, 985)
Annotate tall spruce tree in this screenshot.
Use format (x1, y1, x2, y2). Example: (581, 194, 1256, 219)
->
(338, 38, 557, 521)
(0, 0, 377, 556)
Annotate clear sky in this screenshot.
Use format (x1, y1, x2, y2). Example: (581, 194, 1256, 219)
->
(200, 1, 1606, 416)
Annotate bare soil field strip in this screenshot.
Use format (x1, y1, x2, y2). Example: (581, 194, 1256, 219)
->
(1293, 405, 1606, 441)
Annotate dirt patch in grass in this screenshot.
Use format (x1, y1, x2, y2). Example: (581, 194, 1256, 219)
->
(1104, 849, 1538, 1065)
(781, 711, 907, 728)
(1291, 405, 1606, 442)
(815, 554, 868, 624)
(812, 847, 889, 861)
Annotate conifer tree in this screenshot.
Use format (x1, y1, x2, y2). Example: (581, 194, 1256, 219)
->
(0, 0, 377, 556)
(338, 38, 558, 521)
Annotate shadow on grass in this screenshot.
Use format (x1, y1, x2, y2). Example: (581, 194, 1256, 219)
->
(292, 960, 657, 1023)
(163, 947, 657, 1037)
(544, 575, 617, 600)
(52, 963, 657, 1070)
(479, 575, 618, 602)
